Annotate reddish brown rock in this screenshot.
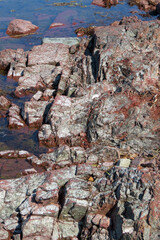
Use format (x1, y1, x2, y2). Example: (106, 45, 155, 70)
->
(6, 19, 39, 36)
(0, 96, 11, 110)
(148, 180, 160, 229)
(49, 22, 65, 29)
(8, 103, 25, 129)
(99, 216, 110, 228)
(129, 0, 159, 11)
(0, 49, 16, 70)
(22, 100, 49, 128)
(92, 0, 118, 8)
(27, 43, 69, 66)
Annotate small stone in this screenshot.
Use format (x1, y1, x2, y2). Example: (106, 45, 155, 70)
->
(49, 22, 65, 29)
(117, 158, 131, 168)
(88, 176, 94, 182)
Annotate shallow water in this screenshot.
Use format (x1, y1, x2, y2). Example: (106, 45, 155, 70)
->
(0, 0, 157, 162)
(0, 0, 155, 51)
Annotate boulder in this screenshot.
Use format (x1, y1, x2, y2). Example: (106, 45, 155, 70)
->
(92, 0, 118, 7)
(6, 19, 39, 36)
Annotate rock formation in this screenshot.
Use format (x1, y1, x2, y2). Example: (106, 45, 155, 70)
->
(0, 17, 160, 239)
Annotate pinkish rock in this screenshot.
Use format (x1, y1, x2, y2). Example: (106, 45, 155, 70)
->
(49, 22, 65, 29)
(0, 224, 9, 240)
(8, 103, 25, 129)
(92, 0, 118, 7)
(0, 96, 11, 110)
(28, 43, 69, 66)
(14, 64, 60, 97)
(92, 0, 106, 7)
(6, 19, 39, 36)
(35, 181, 59, 204)
(92, 214, 103, 225)
(0, 150, 31, 159)
(22, 168, 37, 176)
(22, 215, 55, 239)
(7, 48, 27, 79)
(0, 48, 16, 70)
(22, 100, 49, 128)
(129, 0, 159, 11)
(99, 216, 110, 228)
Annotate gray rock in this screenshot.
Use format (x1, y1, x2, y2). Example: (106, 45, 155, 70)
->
(42, 37, 80, 47)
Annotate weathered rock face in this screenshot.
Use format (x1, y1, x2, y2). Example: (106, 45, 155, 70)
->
(0, 17, 160, 240)
(0, 161, 159, 239)
(6, 19, 39, 36)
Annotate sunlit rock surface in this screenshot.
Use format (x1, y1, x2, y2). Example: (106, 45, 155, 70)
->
(0, 17, 160, 239)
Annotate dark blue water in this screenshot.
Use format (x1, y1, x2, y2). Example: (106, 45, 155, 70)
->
(0, 0, 157, 155)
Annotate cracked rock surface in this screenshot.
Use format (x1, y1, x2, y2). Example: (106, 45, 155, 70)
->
(0, 17, 160, 239)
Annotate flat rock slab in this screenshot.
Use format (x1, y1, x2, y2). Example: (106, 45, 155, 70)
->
(28, 43, 69, 66)
(42, 37, 80, 47)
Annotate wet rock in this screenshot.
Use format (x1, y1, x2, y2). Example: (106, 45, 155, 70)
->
(129, 0, 159, 11)
(92, 0, 118, 8)
(6, 19, 39, 36)
(7, 48, 27, 79)
(49, 22, 65, 29)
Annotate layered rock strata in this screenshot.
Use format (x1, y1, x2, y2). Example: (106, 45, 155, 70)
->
(0, 17, 160, 239)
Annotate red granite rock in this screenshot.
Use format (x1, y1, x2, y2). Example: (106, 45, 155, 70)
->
(129, 0, 159, 11)
(0, 96, 11, 110)
(92, 0, 118, 8)
(6, 19, 39, 36)
(0, 48, 16, 70)
(27, 43, 69, 66)
(8, 103, 25, 129)
(49, 22, 65, 29)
